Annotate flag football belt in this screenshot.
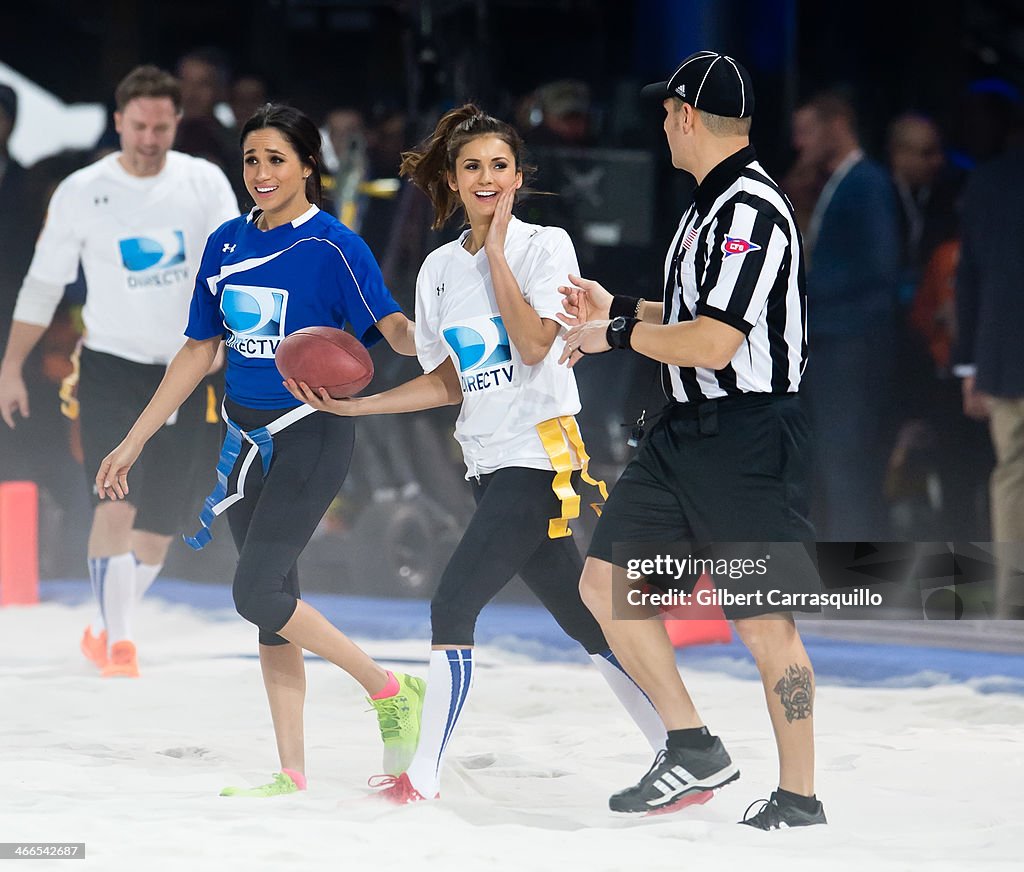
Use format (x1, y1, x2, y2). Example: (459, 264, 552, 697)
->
(205, 383, 219, 424)
(184, 403, 317, 550)
(59, 340, 82, 420)
(535, 415, 608, 539)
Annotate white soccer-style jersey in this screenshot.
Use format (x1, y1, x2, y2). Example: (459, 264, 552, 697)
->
(415, 216, 581, 478)
(14, 150, 238, 364)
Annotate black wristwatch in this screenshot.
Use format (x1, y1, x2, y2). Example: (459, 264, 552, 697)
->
(606, 316, 638, 350)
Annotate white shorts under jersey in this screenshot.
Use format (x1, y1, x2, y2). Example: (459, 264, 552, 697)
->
(415, 216, 581, 478)
(14, 150, 238, 364)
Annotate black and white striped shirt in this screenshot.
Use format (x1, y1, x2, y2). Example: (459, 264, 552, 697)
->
(661, 144, 807, 403)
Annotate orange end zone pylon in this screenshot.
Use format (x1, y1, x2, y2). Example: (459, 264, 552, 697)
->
(0, 481, 39, 606)
(662, 573, 732, 647)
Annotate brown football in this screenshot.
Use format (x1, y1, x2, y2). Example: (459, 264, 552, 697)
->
(275, 326, 373, 399)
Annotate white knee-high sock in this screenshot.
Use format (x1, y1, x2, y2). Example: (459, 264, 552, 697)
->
(88, 558, 161, 634)
(591, 650, 667, 751)
(134, 559, 162, 601)
(88, 553, 136, 645)
(405, 648, 474, 798)
(88, 610, 105, 636)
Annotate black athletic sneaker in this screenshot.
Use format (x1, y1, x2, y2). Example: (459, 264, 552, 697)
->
(740, 791, 828, 829)
(609, 739, 740, 815)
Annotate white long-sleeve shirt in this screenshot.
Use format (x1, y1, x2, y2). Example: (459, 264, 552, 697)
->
(14, 150, 238, 364)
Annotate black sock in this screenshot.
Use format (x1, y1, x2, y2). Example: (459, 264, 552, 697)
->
(776, 787, 819, 811)
(666, 726, 716, 751)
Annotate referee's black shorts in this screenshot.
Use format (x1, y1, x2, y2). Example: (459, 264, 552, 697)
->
(78, 346, 212, 536)
(588, 392, 821, 619)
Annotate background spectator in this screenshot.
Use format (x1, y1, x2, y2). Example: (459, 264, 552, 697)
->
(521, 79, 595, 148)
(228, 73, 268, 130)
(788, 90, 902, 542)
(953, 139, 1024, 618)
(884, 111, 991, 540)
(320, 107, 369, 232)
(175, 47, 246, 207)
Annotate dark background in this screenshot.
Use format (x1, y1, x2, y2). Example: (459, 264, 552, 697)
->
(4, 0, 1022, 168)
(3, 0, 1024, 595)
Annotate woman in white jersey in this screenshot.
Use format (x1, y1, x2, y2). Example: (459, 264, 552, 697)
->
(287, 104, 664, 803)
(95, 104, 425, 797)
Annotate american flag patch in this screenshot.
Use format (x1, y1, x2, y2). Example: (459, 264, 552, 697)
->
(682, 226, 699, 250)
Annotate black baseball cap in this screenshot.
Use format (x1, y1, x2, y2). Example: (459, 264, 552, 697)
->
(641, 51, 754, 118)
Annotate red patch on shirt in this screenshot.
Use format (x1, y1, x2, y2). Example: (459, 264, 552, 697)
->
(722, 236, 762, 258)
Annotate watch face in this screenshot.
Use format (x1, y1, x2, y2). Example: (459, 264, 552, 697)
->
(611, 316, 626, 331)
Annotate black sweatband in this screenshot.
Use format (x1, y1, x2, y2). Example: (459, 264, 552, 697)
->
(607, 317, 639, 350)
(610, 295, 642, 319)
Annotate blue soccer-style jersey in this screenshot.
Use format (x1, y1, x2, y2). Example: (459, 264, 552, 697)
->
(186, 205, 401, 409)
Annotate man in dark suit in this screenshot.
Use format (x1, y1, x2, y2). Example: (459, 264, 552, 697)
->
(954, 142, 1024, 618)
(787, 91, 902, 542)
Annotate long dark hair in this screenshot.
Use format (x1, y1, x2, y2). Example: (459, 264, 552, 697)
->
(240, 103, 323, 207)
(400, 103, 534, 229)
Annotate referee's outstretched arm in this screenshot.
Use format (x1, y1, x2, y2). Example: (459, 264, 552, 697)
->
(559, 299, 744, 370)
(558, 273, 742, 368)
(624, 316, 744, 370)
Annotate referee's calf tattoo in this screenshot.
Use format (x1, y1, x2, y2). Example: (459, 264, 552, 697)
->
(774, 664, 814, 722)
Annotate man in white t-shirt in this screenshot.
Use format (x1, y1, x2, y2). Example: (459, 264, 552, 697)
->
(0, 65, 239, 677)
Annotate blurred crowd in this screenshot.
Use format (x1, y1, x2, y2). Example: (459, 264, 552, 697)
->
(2, 47, 1024, 583)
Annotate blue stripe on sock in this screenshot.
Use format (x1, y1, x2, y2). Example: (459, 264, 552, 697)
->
(437, 649, 472, 776)
(89, 557, 109, 628)
(439, 652, 461, 759)
(451, 650, 472, 732)
(439, 651, 465, 759)
(602, 648, 654, 707)
(445, 650, 472, 755)
(435, 654, 461, 777)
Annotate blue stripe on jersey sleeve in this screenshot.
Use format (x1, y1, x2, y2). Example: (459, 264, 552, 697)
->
(333, 230, 402, 346)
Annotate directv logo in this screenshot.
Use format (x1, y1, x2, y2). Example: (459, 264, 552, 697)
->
(443, 315, 515, 393)
(444, 316, 511, 372)
(119, 230, 186, 272)
(221, 284, 289, 358)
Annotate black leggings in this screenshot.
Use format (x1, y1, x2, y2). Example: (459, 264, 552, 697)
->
(223, 399, 355, 645)
(431, 466, 607, 654)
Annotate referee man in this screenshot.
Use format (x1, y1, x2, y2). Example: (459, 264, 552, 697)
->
(560, 51, 826, 829)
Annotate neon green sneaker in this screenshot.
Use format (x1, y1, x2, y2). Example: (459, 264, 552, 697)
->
(220, 771, 302, 797)
(368, 673, 426, 775)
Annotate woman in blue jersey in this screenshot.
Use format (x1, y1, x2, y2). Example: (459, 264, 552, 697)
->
(287, 104, 665, 804)
(95, 104, 425, 797)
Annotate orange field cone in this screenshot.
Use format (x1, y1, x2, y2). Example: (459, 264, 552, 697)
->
(661, 573, 732, 647)
(0, 480, 39, 606)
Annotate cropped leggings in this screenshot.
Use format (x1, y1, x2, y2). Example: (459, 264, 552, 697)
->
(431, 466, 607, 654)
(223, 399, 355, 645)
